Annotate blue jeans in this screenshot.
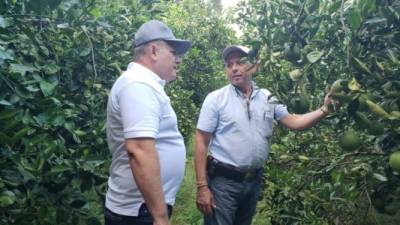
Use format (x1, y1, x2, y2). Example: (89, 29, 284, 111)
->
(204, 170, 263, 225)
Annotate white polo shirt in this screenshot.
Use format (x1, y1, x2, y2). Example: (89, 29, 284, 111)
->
(197, 84, 288, 170)
(105, 62, 186, 216)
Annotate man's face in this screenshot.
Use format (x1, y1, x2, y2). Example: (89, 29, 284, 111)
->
(225, 51, 254, 89)
(154, 41, 182, 82)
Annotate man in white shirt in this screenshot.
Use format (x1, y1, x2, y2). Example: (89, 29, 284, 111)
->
(195, 45, 333, 225)
(104, 20, 191, 225)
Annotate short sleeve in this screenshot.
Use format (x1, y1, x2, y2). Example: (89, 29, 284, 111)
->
(119, 83, 161, 139)
(274, 104, 289, 121)
(196, 94, 219, 133)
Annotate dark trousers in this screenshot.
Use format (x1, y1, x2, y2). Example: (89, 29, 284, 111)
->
(104, 204, 173, 225)
(204, 157, 263, 225)
(204, 170, 263, 225)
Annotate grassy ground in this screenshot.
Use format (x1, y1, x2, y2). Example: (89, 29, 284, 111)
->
(171, 138, 270, 225)
(172, 137, 203, 225)
(171, 156, 203, 225)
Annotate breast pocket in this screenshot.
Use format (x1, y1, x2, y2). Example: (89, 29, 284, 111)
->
(256, 106, 274, 138)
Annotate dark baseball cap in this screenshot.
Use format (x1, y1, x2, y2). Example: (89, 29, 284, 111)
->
(134, 20, 192, 55)
(222, 45, 250, 63)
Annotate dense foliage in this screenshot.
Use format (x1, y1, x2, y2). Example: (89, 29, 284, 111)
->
(1, 0, 399, 224)
(0, 0, 233, 224)
(236, 0, 400, 224)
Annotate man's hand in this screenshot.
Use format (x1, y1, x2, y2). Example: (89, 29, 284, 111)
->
(323, 90, 341, 112)
(244, 62, 259, 77)
(196, 186, 216, 215)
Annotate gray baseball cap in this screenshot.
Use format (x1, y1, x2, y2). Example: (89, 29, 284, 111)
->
(222, 45, 250, 63)
(134, 20, 192, 55)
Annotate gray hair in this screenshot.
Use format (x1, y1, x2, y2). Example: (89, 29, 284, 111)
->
(133, 40, 168, 60)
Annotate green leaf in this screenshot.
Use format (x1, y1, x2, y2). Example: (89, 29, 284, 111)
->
(0, 191, 16, 207)
(360, 0, 376, 16)
(26, 85, 40, 92)
(328, 1, 341, 14)
(90, 8, 102, 19)
(387, 49, 399, 64)
(50, 97, 62, 106)
(11, 127, 30, 143)
(17, 164, 36, 182)
(40, 46, 49, 56)
(373, 173, 387, 182)
(0, 132, 13, 145)
(348, 78, 362, 91)
(64, 122, 75, 133)
(364, 18, 387, 24)
(353, 57, 372, 74)
(284, 0, 299, 10)
(44, 64, 60, 75)
(39, 81, 56, 96)
(347, 8, 362, 30)
(26, 134, 48, 147)
(0, 110, 17, 120)
(9, 64, 38, 76)
(366, 100, 390, 118)
(0, 46, 14, 60)
(34, 113, 50, 126)
(57, 23, 69, 29)
(389, 111, 400, 120)
(52, 115, 65, 126)
(79, 48, 91, 57)
(1, 118, 19, 131)
(50, 164, 72, 174)
(0, 100, 12, 106)
(306, 50, 324, 63)
(74, 130, 86, 136)
(0, 16, 11, 28)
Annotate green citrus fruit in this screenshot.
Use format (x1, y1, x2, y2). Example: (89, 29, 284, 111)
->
(354, 112, 371, 129)
(283, 44, 301, 62)
(339, 130, 361, 151)
(289, 69, 303, 81)
(291, 95, 310, 114)
(331, 92, 352, 103)
(330, 79, 346, 93)
(368, 121, 385, 136)
(389, 151, 400, 173)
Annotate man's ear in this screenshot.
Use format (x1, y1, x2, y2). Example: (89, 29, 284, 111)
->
(148, 44, 159, 61)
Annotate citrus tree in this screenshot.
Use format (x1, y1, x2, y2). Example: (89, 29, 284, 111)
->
(235, 0, 400, 224)
(0, 0, 161, 223)
(161, 0, 237, 141)
(0, 0, 237, 224)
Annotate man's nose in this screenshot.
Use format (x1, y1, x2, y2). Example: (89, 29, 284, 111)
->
(175, 55, 182, 64)
(232, 63, 239, 72)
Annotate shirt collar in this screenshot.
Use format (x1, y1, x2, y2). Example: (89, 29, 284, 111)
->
(127, 62, 166, 87)
(230, 81, 260, 99)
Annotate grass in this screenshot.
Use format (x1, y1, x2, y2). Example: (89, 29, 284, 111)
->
(172, 137, 203, 225)
(171, 156, 203, 225)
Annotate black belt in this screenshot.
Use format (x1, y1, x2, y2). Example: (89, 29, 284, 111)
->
(104, 203, 173, 223)
(206, 156, 262, 182)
